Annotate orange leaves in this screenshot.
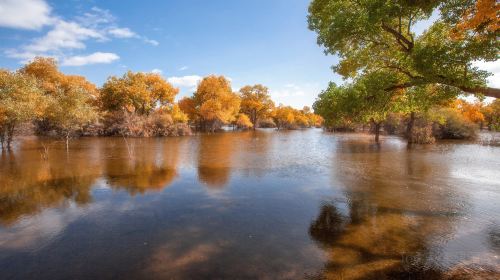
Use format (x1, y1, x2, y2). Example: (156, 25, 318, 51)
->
(236, 113, 253, 129)
(452, 0, 499, 39)
(239, 84, 275, 127)
(192, 75, 240, 126)
(101, 71, 178, 115)
(452, 99, 485, 123)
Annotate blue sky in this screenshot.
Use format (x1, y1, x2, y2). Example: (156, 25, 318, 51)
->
(0, 0, 342, 108)
(0, 0, 497, 107)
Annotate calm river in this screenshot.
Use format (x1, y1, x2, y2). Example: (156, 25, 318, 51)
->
(0, 129, 499, 279)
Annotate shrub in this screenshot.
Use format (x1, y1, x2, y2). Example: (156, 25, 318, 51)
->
(431, 108, 477, 139)
(101, 111, 191, 137)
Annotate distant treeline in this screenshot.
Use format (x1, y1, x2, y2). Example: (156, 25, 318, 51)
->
(0, 57, 323, 148)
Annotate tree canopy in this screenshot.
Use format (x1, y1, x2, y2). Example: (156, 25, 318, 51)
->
(183, 75, 241, 132)
(239, 84, 275, 129)
(308, 0, 499, 98)
(101, 71, 179, 115)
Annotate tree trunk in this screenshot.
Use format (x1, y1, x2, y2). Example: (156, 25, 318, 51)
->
(6, 123, 15, 149)
(66, 132, 70, 152)
(459, 86, 500, 99)
(406, 112, 415, 144)
(0, 127, 4, 149)
(371, 119, 381, 143)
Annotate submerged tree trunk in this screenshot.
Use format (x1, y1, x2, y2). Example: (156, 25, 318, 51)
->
(65, 132, 70, 152)
(6, 123, 15, 149)
(406, 112, 415, 144)
(0, 127, 4, 149)
(371, 119, 381, 143)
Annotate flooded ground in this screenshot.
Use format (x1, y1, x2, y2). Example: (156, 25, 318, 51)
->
(0, 129, 499, 279)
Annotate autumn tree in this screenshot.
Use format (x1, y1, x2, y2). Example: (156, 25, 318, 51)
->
(482, 99, 500, 130)
(452, 99, 486, 125)
(308, 0, 500, 100)
(236, 113, 253, 129)
(19, 57, 100, 135)
(273, 105, 296, 130)
(100, 71, 178, 115)
(239, 84, 275, 129)
(183, 75, 240, 132)
(44, 83, 99, 149)
(0, 70, 46, 148)
(20, 57, 99, 99)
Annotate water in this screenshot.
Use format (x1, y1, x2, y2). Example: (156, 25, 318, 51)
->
(0, 129, 499, 279)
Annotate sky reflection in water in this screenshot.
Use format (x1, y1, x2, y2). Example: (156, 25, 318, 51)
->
(0, 129, 499, 279)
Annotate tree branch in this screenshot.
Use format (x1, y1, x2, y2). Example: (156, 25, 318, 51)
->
(459, 86, 500, 98)
(381, 23, 414, 52)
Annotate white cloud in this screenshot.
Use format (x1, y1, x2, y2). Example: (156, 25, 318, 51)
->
(0, 0, 53, 30)
(76, 6, 115, 28)
(28, 20, 104, 53)
(61, 52, 119, 66)
(179, 66, 188, 71)
(473, 60, 500, 88)
(272, 83, 306, 98)
(144, 38, 159, 46)
(109, 27, 137, 38)
(3, 3, 158, 64)
(269, 83, 322, 108)
(168, 75, 202, 89)
(151, 68, 163, 74)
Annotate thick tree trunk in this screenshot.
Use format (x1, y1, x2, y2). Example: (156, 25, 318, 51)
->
(6, 123, 15, 149)
(406, 112, 415, 144)
(371, 119, 381, 143)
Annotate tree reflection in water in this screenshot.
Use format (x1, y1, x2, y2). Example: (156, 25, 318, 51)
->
(307, 137, 496, 279)
(197, 133, 234, 189)
(0, 139, 100, 226)
(103, 138, 182, 195)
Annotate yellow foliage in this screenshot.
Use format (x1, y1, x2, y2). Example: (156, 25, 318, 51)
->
(192, 75, 241, 130)
(452, 99, 485, 124)
(236, 113, 253, 129)
(101, 71, 178, 115)
(239, 84, 274, 127)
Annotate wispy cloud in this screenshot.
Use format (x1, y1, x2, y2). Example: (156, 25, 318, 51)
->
(144, 38, 159, 46)
(1, 0, 159, 65)
(179, 66, 189, 71)
(108, 27, 137, 38)
(272, 83, 306, 98)
(62, 52, 119, 66)
(167, 75, 203, 90)
(151, 68, 163, 74)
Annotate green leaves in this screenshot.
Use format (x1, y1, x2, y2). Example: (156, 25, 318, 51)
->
(308, 0, 499, 98)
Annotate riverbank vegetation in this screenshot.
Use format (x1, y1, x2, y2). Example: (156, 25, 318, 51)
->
(308, 0, 499, 143)
(0, 58, 323, 149)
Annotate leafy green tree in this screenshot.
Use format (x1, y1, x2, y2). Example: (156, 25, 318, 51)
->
(239, 84, 275, 129)
(308, 0, 499, 98)
(0, 69, 45, 148)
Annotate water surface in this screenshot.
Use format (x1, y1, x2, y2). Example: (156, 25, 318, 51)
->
(0, 129, 499, 279)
